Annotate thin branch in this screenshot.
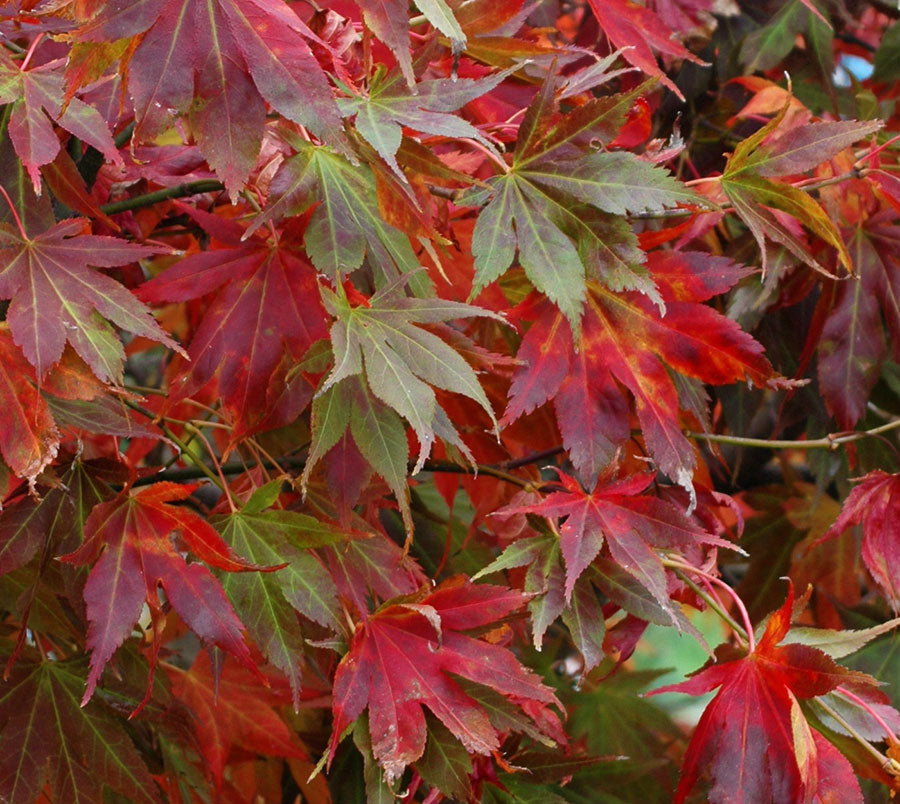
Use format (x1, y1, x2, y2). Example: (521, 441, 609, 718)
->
(131, 453, 541, 489)
(687, 417, 900, 451)
(504, 446, 566, 470)
(100, 180, 225, 214)
(123, 400, 226, 491)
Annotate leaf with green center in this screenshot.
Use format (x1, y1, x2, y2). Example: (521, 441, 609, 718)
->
(60, 483, 269, 705)
(247, 141, 422, 286)
(0, 52, 121, 193)
(74, 0, 347, 196)
(337, 66, 512, 178)
(216, 482, 355, 706)
(720, 102, 878, 277)
(0, 218, 178, 381)
(328, 576, 560, 783)
(470, 78, 699, 329)
(302, 276, 500, 533)
(0, 658, 162, 804)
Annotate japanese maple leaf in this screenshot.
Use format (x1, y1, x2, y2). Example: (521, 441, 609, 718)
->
(819, 470, 900, 607)
(246, 137, 422, 282)
(0, 52, 121, 193)
(0, 658, 162, 804)
(0, 217, 179, 381)
(351, 0, 466, 86)
(585, 0, 705, 99)
(137, 210, 328, 438)
(337, 66, 512, 178)
(60, 483, 266, 705)
(216, 481, 355, 706)
(0, 326, 58, 483)
(301, 275, 502, 534)
(471, 78, 699, 329)
(329, 576, 560, 782)
(504, 252, 776, 493)
(73, 0, 347, 195)
(168, 652, 307, 789)
(504, 469, 734, 610)
(721, 101, 880, 276)
(818, 218, 900, 428)
(651, 584, 870, 803)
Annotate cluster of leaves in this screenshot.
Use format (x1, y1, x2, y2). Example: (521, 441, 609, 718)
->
(6, 0, 900, 802)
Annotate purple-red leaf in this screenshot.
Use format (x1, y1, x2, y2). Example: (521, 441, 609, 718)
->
(60, 483, 264, 704)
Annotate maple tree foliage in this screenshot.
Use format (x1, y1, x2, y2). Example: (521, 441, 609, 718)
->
(8, 1, 900, 803)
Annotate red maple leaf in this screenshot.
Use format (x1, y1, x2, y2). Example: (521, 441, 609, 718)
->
(329, 576, 561, 782)
(61, 483, 269, 705)
(137, 209, 328, 437)
(0, 216, 178, 381)
(0, 326, 58, 483)
(503, 468, 735, 608)
(504, 252, 776, 493)
(650, 583, 870, 803)
(73, 0, 347, 194)
(585, 0, 705, 99)
(819, 470, 900, 607)
(167, 652, 308, 789)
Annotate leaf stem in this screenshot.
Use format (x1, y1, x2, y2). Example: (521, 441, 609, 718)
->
(664, 559, 755, 651)
(100, 180, 225, 214)
(669, 566, 748, 645)
(19, 33, 43, 71)
(835, 686, 899, 743)
(123, 400, 226, 491)
(0, 185, 29, 239)
(814, 696, 899, 774)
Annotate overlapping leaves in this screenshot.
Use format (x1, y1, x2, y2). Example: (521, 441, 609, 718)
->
(216, 481, 355, 706)
(0, 52, 120, 192)
(73, 0, 347, 195)
(61, 483, 266, 704)
(138, 209, 328, 436)
(303, 275, 501, 533)
(0, 659, 162, 804)
(471, 78, 698, 329)
(504, 252, 776, 492)
(329, 577, 561, 782)
(721, 102, 880, 276)
(0, 217, 177, 382)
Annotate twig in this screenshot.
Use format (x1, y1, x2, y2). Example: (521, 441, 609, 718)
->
(100, 180, 225, 214)
(687, 417, 900, 451)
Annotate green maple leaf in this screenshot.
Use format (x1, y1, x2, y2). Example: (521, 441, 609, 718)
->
(248, 139, 423, 289)
(720, 97, 879, 276)
(302, 276, 501, 535)
(337, 66, 514, 178)
(217, 482, 355, 707)
(470, 78, 698, 331)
